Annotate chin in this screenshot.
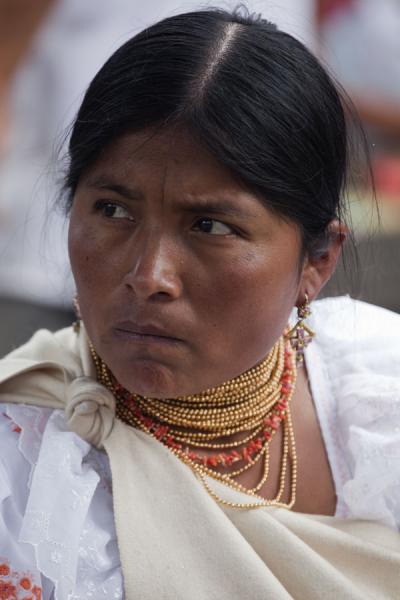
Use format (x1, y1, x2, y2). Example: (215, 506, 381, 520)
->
(114, 360, 185, 399)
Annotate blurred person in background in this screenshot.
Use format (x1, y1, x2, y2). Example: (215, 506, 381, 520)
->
(0, 0, 314, 356)
(317, 0, 400, 139)
(317, 0, 400, 311)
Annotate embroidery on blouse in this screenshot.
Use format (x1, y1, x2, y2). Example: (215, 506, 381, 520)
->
(1, 413, 22, 434)
(1, 406, 124, 600)
(0, 559, 42, 600)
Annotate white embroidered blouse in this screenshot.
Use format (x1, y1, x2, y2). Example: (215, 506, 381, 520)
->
(0, 296, 399, 599)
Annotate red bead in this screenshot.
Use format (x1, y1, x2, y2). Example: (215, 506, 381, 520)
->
(243, 448, 252, 462)
(219, 454, 229, 466)
(154, 425, 169, 439)
(248, 440, 256, 453)
(143, 417, 153, 429)
(231, 450, 241, 462)
(270, 415, 280, 430)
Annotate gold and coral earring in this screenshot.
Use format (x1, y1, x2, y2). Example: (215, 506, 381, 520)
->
(286, 293, 315, 364)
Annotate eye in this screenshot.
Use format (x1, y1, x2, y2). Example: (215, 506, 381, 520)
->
(192, 217, 234, 236)
(94, 200, 132, 220)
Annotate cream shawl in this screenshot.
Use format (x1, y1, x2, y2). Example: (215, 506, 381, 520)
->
(0, 326, 399, 599)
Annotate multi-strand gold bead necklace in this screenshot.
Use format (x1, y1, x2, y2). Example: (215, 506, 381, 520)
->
(89, 335, 298, 510)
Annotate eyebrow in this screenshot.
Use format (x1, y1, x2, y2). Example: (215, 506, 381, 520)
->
(180, 198, 258, 220)
(85, 176, 258, 219)
(85, 177, 144, 201)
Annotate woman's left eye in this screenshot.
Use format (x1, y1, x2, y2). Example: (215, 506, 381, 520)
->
(94, 200, 132, 220)
(192, 217, 234, 236)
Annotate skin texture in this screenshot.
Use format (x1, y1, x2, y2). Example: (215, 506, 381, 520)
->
(69, 127, 346, 514)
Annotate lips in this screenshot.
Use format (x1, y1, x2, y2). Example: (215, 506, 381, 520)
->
(114, 320, 183, 342)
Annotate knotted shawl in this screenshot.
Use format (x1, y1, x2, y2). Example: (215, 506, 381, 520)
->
(1, 326, 399, 599)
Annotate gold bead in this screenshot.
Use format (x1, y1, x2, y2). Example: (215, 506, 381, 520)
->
(88, 334, 298, 510)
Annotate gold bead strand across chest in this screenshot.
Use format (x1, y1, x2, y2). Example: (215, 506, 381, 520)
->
(89, 334, 298, 510)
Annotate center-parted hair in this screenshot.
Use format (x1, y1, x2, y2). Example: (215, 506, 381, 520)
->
(65, 8, 351, 255)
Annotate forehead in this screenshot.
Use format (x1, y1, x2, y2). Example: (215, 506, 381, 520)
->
(81, 127, 253, 199)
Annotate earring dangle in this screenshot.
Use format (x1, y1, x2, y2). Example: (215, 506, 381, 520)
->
(286, 293, 315, 364)
(73, 293, 81, 333)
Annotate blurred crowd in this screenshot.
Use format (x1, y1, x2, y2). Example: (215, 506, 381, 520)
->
(316, 0, 400, 309)
(0, 0, 399, 356)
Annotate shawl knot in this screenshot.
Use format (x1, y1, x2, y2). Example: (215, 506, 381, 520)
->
(65, 376, 116, 448)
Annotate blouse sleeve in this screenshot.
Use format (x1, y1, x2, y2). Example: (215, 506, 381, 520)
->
(307, 296, 400, 530)
(0, 403, 124, 600)
(0, 404, 52, 599)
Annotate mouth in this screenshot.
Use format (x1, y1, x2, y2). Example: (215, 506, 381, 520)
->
(113, 321, 183, 345)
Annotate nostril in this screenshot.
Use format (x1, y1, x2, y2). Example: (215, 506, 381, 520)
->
(123, 254, 183, 299)
(124, 275, 181, 301)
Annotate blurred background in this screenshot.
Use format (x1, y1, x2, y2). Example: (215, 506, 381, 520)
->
(0, 0, 399, 356)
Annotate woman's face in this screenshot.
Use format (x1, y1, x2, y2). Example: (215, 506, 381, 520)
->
(69, 128, 303, 398)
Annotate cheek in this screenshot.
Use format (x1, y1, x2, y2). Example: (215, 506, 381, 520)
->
(68, 215, 118, 300)
(69, 219, 95, 285)
(195, 247, 299, 354)
(199, 247, 297, 314)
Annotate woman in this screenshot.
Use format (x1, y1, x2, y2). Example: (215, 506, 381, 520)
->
(0, 8, 399, 600)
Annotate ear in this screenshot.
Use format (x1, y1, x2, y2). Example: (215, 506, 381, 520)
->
(297, 220, 348, 303)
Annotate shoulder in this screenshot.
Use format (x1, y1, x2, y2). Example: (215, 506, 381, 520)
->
(310, 295, 400, 362)
(2, 324, 80, 364)
(0, 324, 92, 406)
(306, 296, 400, 529)
(311, 294, 400, 330)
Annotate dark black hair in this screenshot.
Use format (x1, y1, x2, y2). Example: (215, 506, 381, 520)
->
(64, 7, 352, 256)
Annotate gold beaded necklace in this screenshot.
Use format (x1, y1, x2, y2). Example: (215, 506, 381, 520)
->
(89, 335, 298, 510)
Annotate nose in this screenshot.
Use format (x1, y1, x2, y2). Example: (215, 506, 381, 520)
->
(123, 231, 183, 301)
